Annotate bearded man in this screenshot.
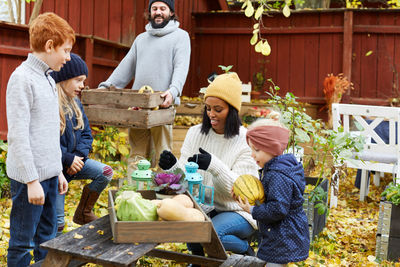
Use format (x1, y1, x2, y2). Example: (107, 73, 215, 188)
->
(99, 0, 191, 171)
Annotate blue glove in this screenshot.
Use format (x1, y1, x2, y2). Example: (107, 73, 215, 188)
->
(188, 147, 211, 170)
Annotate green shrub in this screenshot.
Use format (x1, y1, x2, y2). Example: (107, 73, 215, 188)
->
(0, 140, 9, 198)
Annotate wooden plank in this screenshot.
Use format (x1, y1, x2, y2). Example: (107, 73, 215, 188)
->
(194, 26, 344, 35)
(81, 89, 164, 108)
(342, 11, 353, 100)
(376, 14, 396, 101)
(83, 106, 174, 128)
(94, 0, 109, 39)
(109, 0, 122, 43)
(42, 251, 71, 267)
(40, 216, 156, 267)
(146, 249, 224, 266)
(220, 254, 244, 267)
(202, 224, 227, 260)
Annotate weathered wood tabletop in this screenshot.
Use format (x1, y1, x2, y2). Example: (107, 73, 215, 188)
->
(36, 215, 228, 267)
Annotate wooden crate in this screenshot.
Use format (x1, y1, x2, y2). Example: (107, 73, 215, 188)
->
(81, 88, 174, 128)
(108, 190, 212, 243)
(303, 177, 329, 241)
(376, 201, 400, 260)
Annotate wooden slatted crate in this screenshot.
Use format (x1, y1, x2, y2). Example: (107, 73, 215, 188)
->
(108, 190, 212, 243)
(376, 201, 400, 261)
(81, 88, 175, 128)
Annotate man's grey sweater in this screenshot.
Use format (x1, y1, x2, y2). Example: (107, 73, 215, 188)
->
(98, 20, 191, 105)
(6, 53, 62, 184)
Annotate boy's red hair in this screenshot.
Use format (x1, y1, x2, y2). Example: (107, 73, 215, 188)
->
(29, 12, 75, 52)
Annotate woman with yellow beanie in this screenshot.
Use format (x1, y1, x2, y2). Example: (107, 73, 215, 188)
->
(158, 73, 259, 258)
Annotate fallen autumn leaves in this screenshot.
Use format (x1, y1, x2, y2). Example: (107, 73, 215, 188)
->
(0, 170, 400, 266)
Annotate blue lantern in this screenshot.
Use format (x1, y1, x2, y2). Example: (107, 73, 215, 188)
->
(184, 162, 214, 206)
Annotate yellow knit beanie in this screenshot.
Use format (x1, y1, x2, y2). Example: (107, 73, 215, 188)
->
(204, 72, 242, 112)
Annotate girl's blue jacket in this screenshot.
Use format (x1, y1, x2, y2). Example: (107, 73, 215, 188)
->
(252, 153, 310, 264)
(60, 99, 93, 181)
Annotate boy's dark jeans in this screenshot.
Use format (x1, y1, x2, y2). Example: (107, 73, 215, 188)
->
(7, 177, 58, 267)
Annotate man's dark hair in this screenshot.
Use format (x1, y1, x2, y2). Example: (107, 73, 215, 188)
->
(200, 104, 241, 139)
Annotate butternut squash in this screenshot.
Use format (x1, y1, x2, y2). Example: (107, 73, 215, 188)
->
(182, 208, 205, 222)
(157, 198, 188, 221)
(172, 194, 194, 208)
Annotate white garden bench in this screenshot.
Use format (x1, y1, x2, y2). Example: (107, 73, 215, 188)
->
(332, 103, 400, 201)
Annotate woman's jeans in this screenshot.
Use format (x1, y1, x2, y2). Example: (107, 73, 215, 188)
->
(56, 159, 112, 229)
(187, 211, 255, 255)
(7, 177, 58, 267)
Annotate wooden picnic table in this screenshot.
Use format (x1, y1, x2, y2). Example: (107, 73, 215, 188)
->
(31, 215, 266, 267)
(31, 215, 228, 267)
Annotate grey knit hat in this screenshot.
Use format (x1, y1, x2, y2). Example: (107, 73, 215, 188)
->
(51, 53, 88, 83)
(148, 0, 174, 12)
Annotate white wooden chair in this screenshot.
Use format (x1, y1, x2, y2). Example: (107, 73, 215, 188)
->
(332, 103, 400, 201)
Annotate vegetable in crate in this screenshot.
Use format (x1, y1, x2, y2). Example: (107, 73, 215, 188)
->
(233, 174, 265, 206)
(153, 169, 186, 195)
(156, 198, 204, 221)
(114, 191, 158, 221)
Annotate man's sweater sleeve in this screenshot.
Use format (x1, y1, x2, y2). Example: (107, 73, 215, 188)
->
(98, 42, 137, 89)
(169, 31, 191, 100)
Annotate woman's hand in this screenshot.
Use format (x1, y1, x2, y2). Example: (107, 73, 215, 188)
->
(159, 150, 177, 170)
(67, 156, 84, 175)
(188, 147, 211, 170)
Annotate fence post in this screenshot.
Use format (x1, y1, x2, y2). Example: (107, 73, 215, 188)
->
(342, 10, 353, 103)
(84, 37, 94, 88)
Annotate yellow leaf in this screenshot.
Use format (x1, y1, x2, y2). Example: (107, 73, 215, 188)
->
(88, 225, 95, 229)
(252, 28, 259, 34)
(97, 230, 104, 235)
(83, 246, 93, 250)
(365, 50, 373, 56)
(250, 33, 258, 45)
(253, 23, 259, 29)
(261, 40, 271, 56)
(118, 146, 129, 156)
(74, 233, 83, 239)
(119, 132, 128, 138)
(282, 4, 291, 18)
(255, 41, 263, 53)
(245, 2, 254, 17)
(127, 251, 134, 255)
(254, 6, 263, 20)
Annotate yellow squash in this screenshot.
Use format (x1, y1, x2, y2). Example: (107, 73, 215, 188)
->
(233, 174, 265, 206)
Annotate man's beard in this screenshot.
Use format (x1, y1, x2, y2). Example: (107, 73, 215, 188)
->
(150, 14, 171, 29)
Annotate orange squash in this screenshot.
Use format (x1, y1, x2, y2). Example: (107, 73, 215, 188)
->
(233, 174, 265, 206)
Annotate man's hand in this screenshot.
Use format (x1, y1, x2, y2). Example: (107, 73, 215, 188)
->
(27, 180, 44, 205)
(160, 90, 173, 108)
(67, 156, 84, 175)
(58, 173, 68, 195)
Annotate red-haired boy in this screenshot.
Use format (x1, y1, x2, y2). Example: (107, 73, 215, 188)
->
(6, 12, 74, 266)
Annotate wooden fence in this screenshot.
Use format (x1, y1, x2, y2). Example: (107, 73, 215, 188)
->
(2, 7, 400, 139)
(191, 9, 400, 107)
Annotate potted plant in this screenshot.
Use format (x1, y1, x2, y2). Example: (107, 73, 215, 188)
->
(376, 182, 400, 261)
(152, 169, 186, 198)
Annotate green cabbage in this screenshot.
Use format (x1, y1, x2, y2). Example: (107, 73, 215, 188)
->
(115, 191, 158, 221)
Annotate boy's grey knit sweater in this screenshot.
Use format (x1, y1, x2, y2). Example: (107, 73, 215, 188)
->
(6, 53, 62, 184)
(98, 20, 190, 105)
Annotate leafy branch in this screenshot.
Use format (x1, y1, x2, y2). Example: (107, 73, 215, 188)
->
(239, 0, 291, 56)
